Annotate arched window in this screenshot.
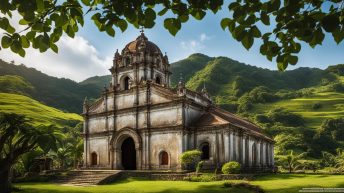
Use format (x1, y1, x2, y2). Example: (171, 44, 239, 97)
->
(126, 57, 130, 66)
(200, 142, 210, 160)
(160, 151, 168, 165)
(124, 76, 130, 90)
(91, 152, 97, 166)
(156, 76, 161, 84)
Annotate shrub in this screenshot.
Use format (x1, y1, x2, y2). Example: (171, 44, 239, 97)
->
(186, 174, 217, 182)
(221, 161, 241, 174)
(196, 161, 204, 174)
(180, 150, 202, 171)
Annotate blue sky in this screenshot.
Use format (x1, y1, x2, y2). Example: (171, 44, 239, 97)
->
(1, 6, 343, 81)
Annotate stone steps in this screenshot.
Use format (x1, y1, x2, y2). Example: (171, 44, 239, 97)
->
(55, 170, 122, 186)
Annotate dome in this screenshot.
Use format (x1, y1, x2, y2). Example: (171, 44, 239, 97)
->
(123, 32, 162, 54)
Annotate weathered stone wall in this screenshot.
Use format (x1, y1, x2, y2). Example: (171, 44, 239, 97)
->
(148, 131, 182, 169)
(87, 136, 110, 167)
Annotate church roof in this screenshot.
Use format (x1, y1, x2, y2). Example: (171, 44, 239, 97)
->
(194, 113, 228, 127)
(123, 32, 162, 54)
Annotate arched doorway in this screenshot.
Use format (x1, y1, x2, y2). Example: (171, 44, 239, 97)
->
(160, 151, 168, 165)
(91, 152, 97, 166)
(200, 142, 210, 160)
(121, 137, 136, 170)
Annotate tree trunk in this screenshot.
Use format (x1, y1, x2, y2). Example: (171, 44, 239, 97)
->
(0, 166, 12, 193)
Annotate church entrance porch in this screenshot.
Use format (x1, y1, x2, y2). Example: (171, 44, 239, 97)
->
(111, 128, 142, 170)
(121, 137, 136, 170)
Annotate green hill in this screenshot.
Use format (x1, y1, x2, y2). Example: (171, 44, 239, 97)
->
(0, 60, 101, 113)
(170, 53, 213, 85)
(0, 93, 82, 128)
(0, 75, 34, 96)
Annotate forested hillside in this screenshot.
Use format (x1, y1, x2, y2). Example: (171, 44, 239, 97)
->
(0, 60, 101, 113)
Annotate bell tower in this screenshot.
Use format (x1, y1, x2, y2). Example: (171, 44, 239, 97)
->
(109, 30, 171, 92)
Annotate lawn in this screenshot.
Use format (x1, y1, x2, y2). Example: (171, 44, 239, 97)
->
(251, 174, 344, 193)
(13, 174, 344, 193)
(13, 178, 250, 193)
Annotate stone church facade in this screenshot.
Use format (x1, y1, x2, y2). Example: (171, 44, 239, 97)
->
(82, 32, 274, 171)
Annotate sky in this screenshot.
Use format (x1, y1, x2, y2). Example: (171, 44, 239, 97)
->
(1, 6, 344, 82)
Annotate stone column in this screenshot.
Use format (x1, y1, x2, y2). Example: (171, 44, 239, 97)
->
(229, 130, 234, 161)
(224, 130, 230, 162)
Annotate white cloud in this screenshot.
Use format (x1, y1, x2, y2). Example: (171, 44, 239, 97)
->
(179, 33, 211, 54)
(200, 33, 210, 42)
(0, 35, 111, 82)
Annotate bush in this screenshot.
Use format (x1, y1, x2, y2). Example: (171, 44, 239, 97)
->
(180, 150, 202, 171)
(185, 174, 217, 182)
(221, 161, 241, 174)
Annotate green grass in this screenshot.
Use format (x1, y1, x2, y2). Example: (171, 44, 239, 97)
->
(13, 174, 344, 193)
(13, 178, 250, 193)
(251, 174, 344, 193)
(0, 93, 82, 128)
(252, 91, 344, 128)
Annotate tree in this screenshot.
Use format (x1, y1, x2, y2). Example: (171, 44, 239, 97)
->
(0, 113, 61, 193)
(276, 150, 306, 173)
(1, 0, 343, 69)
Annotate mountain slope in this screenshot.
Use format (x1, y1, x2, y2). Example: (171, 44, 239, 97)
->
(170, 53, 213, 85)
(0, 93, 82, 128)
(0, 60, 101, 113)
(0, 75, 34, 96)
(186, 57, 330, 104)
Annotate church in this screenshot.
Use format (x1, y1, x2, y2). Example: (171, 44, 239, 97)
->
(82, 31, 274, 172)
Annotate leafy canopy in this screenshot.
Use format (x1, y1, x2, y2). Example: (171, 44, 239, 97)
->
(0, 0, 343, 70)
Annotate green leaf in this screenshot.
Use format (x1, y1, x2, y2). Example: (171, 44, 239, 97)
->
(277, 62, 288, 71)
(321, 14, 339, 33)
(288, 55, 298, 65)
(260, 12, 270, 25)
(18, 48, 25, 57)
(164, 18, 181, 36)
(105, 26, 115, 37)
(158, 7, 168, 16)
(26, 31, 36, 41)
(242, 34, 254, 50)
(50, 43, 58, 53)
(0, 17, 9, 30)
(178, 15, 189, 23)
(1, 36, 12, 48)
(228, 2, 240, 10)
(66, 25, 75, 38)
(81, 0, 90, 6)
(251, 26, 261, 38)
(36, 0, 44, 12)
(20, 36, 30, 48)
(333, 27, 344, 44)
(19, 19, 28, 25)
(117, 20, 127, 32)
(191, 9, 206, 20)
(145, 8, 156, 21)
(10, 40, 21, 53)
(220, 18, 232, 31)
